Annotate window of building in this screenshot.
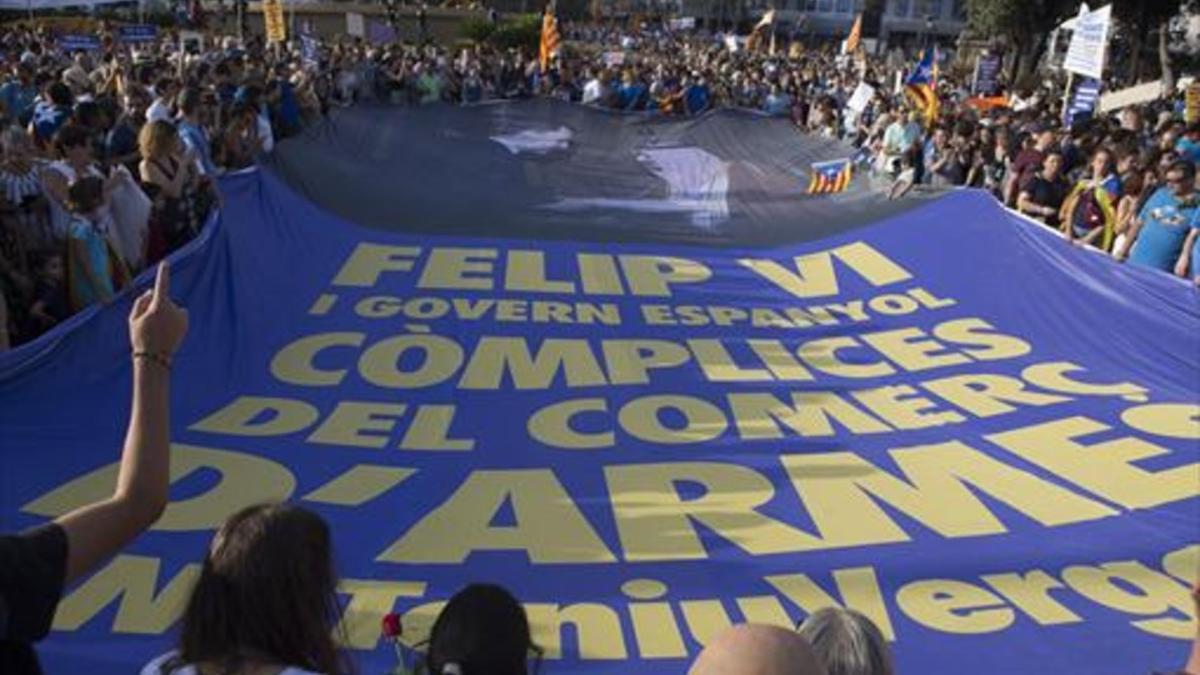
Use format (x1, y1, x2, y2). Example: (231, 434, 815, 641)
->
(893, 0, 910, 17)
(927, 0, 943, 18)
(817, 0, 834, 12)
(805, 0, 819, 10)
(836, 0, 853, 12)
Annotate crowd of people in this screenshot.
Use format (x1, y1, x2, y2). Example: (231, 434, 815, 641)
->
(0, 17, 1198, 349)
(0, 24, 329, 349)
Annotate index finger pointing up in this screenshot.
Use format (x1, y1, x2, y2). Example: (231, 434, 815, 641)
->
(153, 261, 170, 303)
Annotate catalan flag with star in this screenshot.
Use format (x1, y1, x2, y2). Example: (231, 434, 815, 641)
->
(904, 47, 939, 126)
(807, 158, 853, 194)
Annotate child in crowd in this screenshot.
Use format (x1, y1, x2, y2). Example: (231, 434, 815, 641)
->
(64, 177, 128, 311)
(25, 248, 67, 337)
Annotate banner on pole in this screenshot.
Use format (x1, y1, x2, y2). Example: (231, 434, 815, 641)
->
(1187, 83, 1200, 124)
(346, 11, 365, 37)
(58, 33, 101, 51)
(1064, 77, 1101, 127)
(117, 24, 158, 44)
(972, 53, 1001, 95)
(263, 0, 287, 43)
(1062, 4, 1111, 80)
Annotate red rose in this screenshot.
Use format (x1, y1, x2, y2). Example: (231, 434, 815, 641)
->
(381, 612, 402, 639)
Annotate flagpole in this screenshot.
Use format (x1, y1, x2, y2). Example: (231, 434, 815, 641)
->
(1061, 70, 1074, 126)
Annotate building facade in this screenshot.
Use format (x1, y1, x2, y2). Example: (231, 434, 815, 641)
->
(667, 0, 966, 47)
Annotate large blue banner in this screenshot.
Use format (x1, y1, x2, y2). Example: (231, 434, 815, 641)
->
(1, 140, 1198, 674)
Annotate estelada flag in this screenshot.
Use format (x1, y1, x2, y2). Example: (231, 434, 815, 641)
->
(807, 158, 853, 194)
(904, 47, 939, 126)
(845, 12, 862, 54)
(539, 4, 561, 73)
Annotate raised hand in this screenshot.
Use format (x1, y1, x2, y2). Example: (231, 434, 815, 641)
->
(129, 261, 189, 358)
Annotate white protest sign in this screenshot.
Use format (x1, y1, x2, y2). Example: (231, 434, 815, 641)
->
(846, 82, 875, 113)
(1063, 4, 1111, 80)
(603, 51, 625, 67)
(346, 12, 365, 38)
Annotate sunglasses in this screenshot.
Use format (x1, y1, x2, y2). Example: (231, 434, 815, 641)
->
(395, 639, 545, 675)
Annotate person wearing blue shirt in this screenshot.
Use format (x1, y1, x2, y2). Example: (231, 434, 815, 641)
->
(617, 71, 647, 111)
(30, 82, 73, 148)
(1176, 123, 1200, 165)
(176, 88, 216, 176)
(762, 84, 791, 117)
(0, 62, 37, 126)
(271, 64, 302, 137)
(683, 75, 710, 116)
(1118, 160, 1200, 274)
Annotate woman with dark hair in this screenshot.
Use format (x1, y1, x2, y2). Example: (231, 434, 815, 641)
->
(142, 503, 349, 675)
(424, 584, 540, 675)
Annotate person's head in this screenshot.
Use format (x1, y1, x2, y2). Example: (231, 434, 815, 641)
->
(33, 248, 63, 282)
(176, 86, 204, 120)
(1089, 147, 1113, 179)
(138, 119, 180, 161)
(154, 76, 177, 100)
(1, 124, 32, 160)
(124, 86, 151, 121)
(688, 624, 827, 675)
(426, 584, 538, 675)
(66, 175, 104, 216)
(797, 608, 893, 675)
(906, 108, 920, 125)
(1164, 159, 1197, 197)
(1042, 150, 1064, 179)
(73, 100, 103, 130)
(173, 503, 345, 675)
(1034, 127, 1054, 151)
(53, 123, 92, 164)
(47, 80, 72, 107)
(932, 126, 948, 147)
(1120, 107, 1143, 133)
(1120, 169, 1144, 200)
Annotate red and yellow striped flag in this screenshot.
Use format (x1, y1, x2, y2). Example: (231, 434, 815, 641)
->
(807, 158, 853, 194)
(845, 12, 862, 54)
(539, 6, 561, 73)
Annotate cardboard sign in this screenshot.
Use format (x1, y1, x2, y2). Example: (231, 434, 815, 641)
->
(263, 0, 287, 44)
(346, 12, 365, 38)
(1063, 3, 1111, 80)
(846, 82, 875, 113)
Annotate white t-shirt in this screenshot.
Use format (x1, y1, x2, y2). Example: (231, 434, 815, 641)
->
(581, 78, 605, 105)
(141, 651, 324, 675)
(146, 98, 173, 124)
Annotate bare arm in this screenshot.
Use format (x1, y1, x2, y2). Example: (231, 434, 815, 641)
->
(54, 263, 188, 583)
(1115, 217, 1143, 260)
(1016, 190, 1050, 218)
(1175, 229, 1199, 278)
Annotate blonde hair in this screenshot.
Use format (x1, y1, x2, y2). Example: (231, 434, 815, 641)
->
(138, 119, 178, 161)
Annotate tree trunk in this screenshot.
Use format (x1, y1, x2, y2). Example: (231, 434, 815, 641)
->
(1013, 32, 1047, 82)
(1159, 20, 1174, 96)
(1129, 29, 1143, 83)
